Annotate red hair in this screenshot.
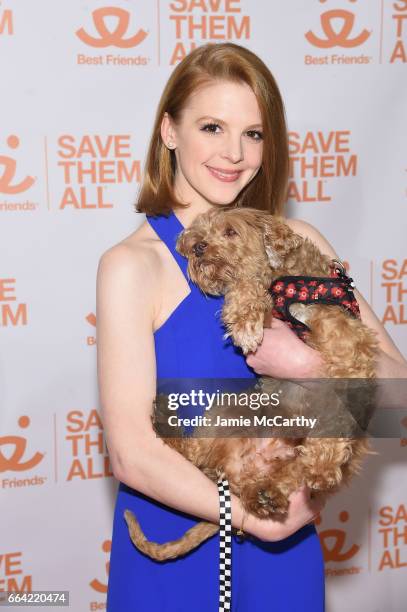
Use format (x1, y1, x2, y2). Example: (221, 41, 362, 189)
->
(135, 42, 289, 217)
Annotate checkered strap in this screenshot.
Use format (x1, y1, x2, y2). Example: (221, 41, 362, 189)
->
(217, 477, 232, 611)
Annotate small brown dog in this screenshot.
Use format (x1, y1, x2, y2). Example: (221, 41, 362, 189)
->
(125, 207, 378, 560)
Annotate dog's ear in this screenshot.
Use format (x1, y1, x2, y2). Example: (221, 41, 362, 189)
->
(175, 231, 186, 256)
(261, 216, 303, 268)
(175, 229, 191, 257)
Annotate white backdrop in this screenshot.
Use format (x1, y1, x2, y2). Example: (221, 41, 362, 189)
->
(1, 1, 406, 610)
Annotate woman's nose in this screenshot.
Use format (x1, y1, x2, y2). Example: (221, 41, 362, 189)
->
(221, 135, 243, 163)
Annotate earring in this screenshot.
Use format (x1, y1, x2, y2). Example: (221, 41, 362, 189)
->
(167, 141, 175, 149)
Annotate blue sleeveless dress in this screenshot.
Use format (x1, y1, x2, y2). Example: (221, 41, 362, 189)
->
(106, 210, 325, 611)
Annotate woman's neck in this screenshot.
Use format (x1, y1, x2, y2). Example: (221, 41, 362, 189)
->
(172, 202, 214, 228)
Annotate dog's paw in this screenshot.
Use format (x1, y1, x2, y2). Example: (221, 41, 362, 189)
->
(307, 471, 341, 491)
(255, 488, 290, 517)
(229, 319, 264, 354)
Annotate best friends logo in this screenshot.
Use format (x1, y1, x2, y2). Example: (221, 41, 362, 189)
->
(89, 540, 111, 610)
(304, 0, 373, 65)
(306, 0, 371, 47)
(0, 409, 114, 487)
(304, 0, 407, 64)
(75, 6, 150, 67)
(0, 136, 38, 212)
(0, 416, 47, 490)
(287, 130, 357, 204)
(90, 539, 111, 592)
(315, 511, 363, 576)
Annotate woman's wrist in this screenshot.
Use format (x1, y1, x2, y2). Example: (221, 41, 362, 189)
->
(236, 508, 247, 536)
(230, 495, 259, 538)
(245, 513, 284, 541)
(231, 493, 286, 541)
(242, 512, 260, 538)
(230, 494, 245, 530)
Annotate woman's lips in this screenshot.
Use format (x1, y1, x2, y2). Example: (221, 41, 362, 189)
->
(206, 166, 242, 182)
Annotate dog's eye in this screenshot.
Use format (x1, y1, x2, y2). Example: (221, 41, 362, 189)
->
(224, 227, 237, 237)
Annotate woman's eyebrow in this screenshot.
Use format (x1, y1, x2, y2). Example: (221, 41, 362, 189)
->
(196, 115, 263, 129)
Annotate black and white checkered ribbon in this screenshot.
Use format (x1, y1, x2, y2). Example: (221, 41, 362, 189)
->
(217, 477, 232, 611)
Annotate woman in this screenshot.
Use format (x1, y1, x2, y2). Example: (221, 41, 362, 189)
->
(97, 42, 407, 611)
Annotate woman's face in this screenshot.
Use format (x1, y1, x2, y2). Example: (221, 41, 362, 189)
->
(162, 80, 263, 210)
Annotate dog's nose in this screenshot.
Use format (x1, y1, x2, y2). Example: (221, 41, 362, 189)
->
(192, 241, 208, 257)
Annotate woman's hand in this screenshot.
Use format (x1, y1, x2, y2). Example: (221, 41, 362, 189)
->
(246, 318, 323, 378)
(245, 485, 326, 542)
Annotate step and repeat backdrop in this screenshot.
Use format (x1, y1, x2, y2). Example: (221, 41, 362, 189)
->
(1, 1, 406, 610)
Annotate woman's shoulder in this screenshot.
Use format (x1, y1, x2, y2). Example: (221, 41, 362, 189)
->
(96, 219, 168, 305)
(98, 219, 165, 277)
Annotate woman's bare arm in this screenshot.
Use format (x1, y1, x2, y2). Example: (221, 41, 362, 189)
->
(96, 243, 324, 541)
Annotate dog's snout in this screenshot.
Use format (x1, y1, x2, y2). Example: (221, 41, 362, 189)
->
(192, 241, 208, 257)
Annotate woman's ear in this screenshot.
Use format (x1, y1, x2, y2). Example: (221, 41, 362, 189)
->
(161, 112, 177, 149)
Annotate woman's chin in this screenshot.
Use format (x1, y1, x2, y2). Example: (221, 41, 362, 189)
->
(204, 191, 240, 207)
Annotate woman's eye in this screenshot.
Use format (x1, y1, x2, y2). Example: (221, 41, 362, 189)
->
(200, 123, 221, 134)
(224, 227, 237, 237)
(247, 130, 263, 141)
(200, 124, 263, 141)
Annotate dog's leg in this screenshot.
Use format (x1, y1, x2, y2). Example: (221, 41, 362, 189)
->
(304, 305, 378, 378)
(299, 306, 378, 487)
(222, 280, 273, 354)
(246, 437, 358, 518)
(296, 437, 373, 492)
(241, 474, 292, 518)
(299, 438, 351, 491)
(239, 442, 301, 518)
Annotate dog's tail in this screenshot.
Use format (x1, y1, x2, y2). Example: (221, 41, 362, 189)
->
(124, 510, 219, 561)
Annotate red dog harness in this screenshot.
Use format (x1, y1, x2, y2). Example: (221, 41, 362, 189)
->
(269, 260, 361, 341)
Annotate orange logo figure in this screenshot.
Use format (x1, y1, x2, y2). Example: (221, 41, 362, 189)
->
(76, 7, 148, 48)
(86, 313, 96, 327)
(0, 136, 35, 194)
(0, 416, 44, 473)
(86, 313, 97, 346)
(305, 0, 371, 48)
(0, 9, 13, 36)
(316, 511, 360, 562)
(89, 540, 111, 593)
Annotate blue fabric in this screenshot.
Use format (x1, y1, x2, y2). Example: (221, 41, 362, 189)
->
(106, 210, 325, 611)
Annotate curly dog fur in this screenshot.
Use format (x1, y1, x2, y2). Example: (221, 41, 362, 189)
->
(125, 207, 378, 560)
